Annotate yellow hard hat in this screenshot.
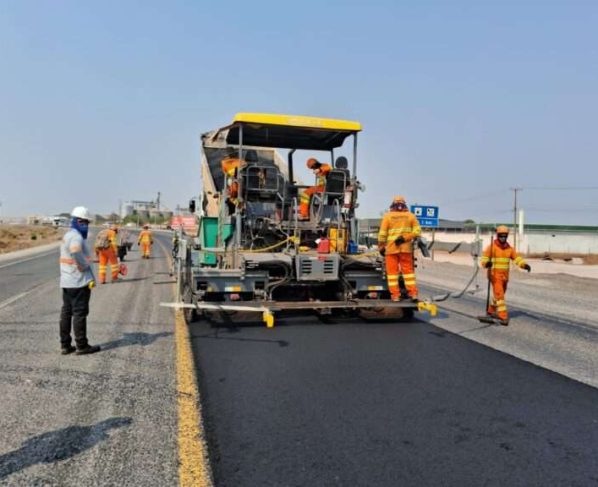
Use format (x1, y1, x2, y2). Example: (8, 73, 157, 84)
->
(392, 195, 406, 204)
(496, 225, 510, 234)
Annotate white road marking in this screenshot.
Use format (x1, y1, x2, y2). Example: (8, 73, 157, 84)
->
(0, 250, 58, 270)
(0, 289, 34, 311)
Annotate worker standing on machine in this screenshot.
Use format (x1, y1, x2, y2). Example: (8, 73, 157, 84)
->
(138, 224, 153, 259)
(378, 196, 421, 302)
(480, 225, 531, 326)
(299, 158, 331, 220)
(221, 152, 247, 214)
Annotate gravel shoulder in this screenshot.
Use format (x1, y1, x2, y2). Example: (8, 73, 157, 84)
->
(0, 238, 178, 486)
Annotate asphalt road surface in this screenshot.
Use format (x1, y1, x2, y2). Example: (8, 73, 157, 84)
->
(1, 232, 597, 486)
(191, 301, 598, 486)
(0, 232, 178, 486)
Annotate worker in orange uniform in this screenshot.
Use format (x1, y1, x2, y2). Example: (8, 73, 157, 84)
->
(138, 224, 153, 259)
(480, 225, 531, 326)
(221, 153, 247, 214)
(299, 158, 331, 220)
(94, 224, 120, 284)
(378, 196, 421, 302)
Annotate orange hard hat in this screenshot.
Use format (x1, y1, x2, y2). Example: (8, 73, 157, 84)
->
(392, 195, 406, 204)
(496, 225, 510, 234)
(306, 158, 320, 169)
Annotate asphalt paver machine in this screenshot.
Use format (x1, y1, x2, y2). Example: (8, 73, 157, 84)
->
(168, 113, 437, 326)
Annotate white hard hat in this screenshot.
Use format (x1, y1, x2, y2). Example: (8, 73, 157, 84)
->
(71, 206, 91, 220)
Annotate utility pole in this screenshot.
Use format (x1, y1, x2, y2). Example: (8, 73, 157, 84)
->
(511, 187, 522, 249)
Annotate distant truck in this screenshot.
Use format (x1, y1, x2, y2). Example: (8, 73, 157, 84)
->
(52, 216, 69, 227)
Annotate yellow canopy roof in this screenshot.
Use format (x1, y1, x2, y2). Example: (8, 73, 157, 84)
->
(233, 113, 362, 132)
(224, 113, 361, 150)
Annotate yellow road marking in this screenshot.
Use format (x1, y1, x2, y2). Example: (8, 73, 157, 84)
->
(175, 309, 212, 486)
(156, 238, 213, 486)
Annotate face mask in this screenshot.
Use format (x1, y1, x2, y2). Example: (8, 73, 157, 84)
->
(71, 218, 89, 239)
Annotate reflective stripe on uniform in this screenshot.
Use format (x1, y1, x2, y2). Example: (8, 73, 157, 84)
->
(489, 257, 510, 270)
(403, 273, 416, 285)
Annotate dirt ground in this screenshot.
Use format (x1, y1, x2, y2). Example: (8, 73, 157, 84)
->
(0, 225, 64, 254)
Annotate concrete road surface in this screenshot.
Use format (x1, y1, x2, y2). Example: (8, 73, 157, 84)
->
(0, 233, 179, 486)
(1, 232, 597, 486)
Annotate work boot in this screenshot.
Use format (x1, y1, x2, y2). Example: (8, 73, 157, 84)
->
(75, 344, 101, 355)
(61, 345, 76, 355)
(499, 318, 510, 326)
(410, 296, 419, 303)
(391, 295, 402, 302)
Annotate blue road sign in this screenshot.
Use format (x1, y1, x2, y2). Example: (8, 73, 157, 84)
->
(411, 205, 439, 228)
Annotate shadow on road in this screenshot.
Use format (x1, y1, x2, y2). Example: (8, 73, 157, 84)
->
(0, 417, 132, 480)
(101, 331, 172, 351)
(111, 277, 148, 284)
(192, 329, 289, 348)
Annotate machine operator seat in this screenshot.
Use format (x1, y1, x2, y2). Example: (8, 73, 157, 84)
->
(323, 156, 350, 203)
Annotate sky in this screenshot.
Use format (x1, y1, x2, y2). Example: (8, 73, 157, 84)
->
(1, 0, 597, 225)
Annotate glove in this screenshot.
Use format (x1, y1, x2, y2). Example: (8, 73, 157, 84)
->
(379, 248, 386, 257)
(394, 236, 406, 245)
(88, 280, 96, 290)
(523, 264, 531, 272)
(484, 262, 492, 269)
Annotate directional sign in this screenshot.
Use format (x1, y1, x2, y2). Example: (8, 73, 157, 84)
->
(410, 205, 439, 228)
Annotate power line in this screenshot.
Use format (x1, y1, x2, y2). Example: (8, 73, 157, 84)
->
(524, 208, 598, 213)
(523, 186, 598, 191)
(437, 189, 509, 206)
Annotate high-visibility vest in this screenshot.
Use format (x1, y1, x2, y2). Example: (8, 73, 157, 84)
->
(480, 241, 527, 278)
(378, 210, 421, 254)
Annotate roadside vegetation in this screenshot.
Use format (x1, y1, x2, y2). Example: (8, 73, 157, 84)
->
(0, 225, 63, 254)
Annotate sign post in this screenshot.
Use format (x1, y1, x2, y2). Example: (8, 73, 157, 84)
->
(410, 205, 440, 261)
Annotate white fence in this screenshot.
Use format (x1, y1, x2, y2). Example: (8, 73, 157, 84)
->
(424, 230, 598, 255)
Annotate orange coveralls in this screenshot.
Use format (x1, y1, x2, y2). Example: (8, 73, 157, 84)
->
(299, 164, 331, 219)
(96, 229, 119, 284)
(378, 210, 421, 299)
(138, 229, 153, 258)
(480, 240, 527, 320)
(221, 157, 245, 208)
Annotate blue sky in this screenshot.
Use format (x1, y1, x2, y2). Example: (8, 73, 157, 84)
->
(1, 0, 597, 225)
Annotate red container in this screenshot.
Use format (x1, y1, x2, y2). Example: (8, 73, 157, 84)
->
(317, 238, 330, 254)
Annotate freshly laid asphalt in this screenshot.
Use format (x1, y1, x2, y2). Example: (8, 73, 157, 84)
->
(1, 231, 598, 486)
(190, 303, 598, 486)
